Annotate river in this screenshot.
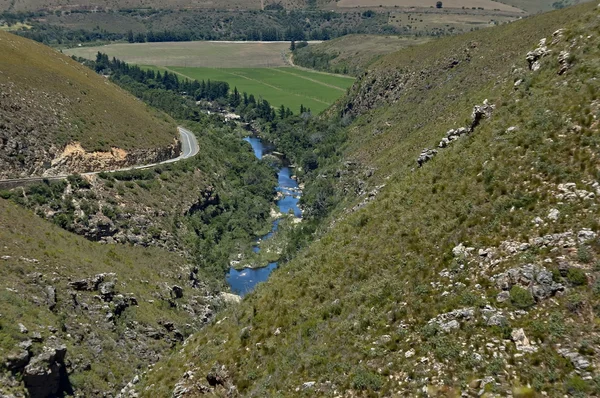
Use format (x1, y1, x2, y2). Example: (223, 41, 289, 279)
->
(226, 137, 302, 296)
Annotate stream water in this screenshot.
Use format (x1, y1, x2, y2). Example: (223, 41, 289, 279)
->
(225, 137, 302, 296)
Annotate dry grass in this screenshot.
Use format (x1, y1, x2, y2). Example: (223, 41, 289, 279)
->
(64, 41, 293, 68)
(335, 0, 525, 12)
(0, 30, 176, 151)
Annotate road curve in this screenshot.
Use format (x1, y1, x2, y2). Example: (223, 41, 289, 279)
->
(0, 127, 199, 189)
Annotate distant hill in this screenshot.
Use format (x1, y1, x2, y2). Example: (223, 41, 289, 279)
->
(0, 30, 177, 178)
(292, 34, 430, 76)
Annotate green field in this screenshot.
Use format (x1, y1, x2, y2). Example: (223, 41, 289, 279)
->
(66, 42, 355, 114)
(166, 66, 355, 114)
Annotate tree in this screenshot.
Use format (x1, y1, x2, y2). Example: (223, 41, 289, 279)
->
(436, 1, 443, 8)
(127, 30, 134, 43)
(290, 40, 296, 51)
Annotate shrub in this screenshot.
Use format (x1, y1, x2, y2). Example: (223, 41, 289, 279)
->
(567, 268, 587, 286)
(352, 368, 384, 391)
(565, 375, 589, 396)
(578, 245, 592, 263)
(510, 286, 535, 309)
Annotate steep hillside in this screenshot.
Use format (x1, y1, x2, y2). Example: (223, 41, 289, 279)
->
(0, 30, 177, 179)
(137, 2, 600, 397)
(0, 198, 236, 398)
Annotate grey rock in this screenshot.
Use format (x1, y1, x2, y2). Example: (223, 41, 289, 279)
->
(486, 314, 507, 327)
(511, 328, 537, 353)
(417, 148, 437, 167)
(99, 281, 115, 301)
(526, 38, 550, 70)
(18, 323, 28, 334)
(45, 286, 57, 311)
(23, 344, 67, 398)
(547, 208, 560, 221)
(558, 348, 590, 370)
(302, 381, 316, 390)
(496, 291, 510, 303)
(441, 319, 460, 332)
(578, 229, 597, 244)
(5, 349, 30, 370)
(491, 264, 563, 302)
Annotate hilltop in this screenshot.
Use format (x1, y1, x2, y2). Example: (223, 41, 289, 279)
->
(136, 2, 600, 397)
(292, 34, 430, 76)
(0, 30, 177, 179)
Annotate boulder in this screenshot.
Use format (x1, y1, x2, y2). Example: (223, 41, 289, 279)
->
(99, 281, 115, 301)
(417, 148, 437, 167)
(511, 328, 537, 353)
(68, 280, 89, 291)
(440, 319, 460, 332)
(469, 99, 495, 131)
(526, 38, 550, 71)
(171, 285, 184, 299)
(23, 344, 67, 398)
(219, 292, 242, 305)
(45, 286, 57, 311)
(491, 264, 563, 302)
(557, 348, 590, 370)
(5, 349, 30, 371)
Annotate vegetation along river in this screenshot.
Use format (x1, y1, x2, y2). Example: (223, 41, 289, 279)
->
(226, 137, 302, 296)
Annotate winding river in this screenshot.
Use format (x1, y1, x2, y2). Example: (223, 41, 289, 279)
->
(226, 137, 302, 296)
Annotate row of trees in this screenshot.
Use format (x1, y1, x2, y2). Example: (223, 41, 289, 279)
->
(92, 52, 296, 122)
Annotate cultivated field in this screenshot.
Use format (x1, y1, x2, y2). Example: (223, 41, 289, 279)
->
(66, 41, 355, 114)
(334, 0, 525, 12)
(65, 41, 293, 68)
(166, 66, 354, 114)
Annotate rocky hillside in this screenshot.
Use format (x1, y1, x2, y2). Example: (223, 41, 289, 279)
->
(0, 198, 244, 398)
(0, 30, 178, 179)
(135, 2, 600, 397)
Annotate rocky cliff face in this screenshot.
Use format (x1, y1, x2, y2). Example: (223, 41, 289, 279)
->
(42, 138, 181, 177)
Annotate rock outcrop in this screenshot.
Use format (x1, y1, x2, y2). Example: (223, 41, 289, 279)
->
(23, 343, 68, 398)
(491, 264, 564, 301)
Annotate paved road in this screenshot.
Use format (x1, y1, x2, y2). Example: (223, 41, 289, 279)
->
(0, 126, 199, 188)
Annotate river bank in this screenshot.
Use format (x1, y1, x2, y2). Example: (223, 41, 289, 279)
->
(226, 136, 303, 296)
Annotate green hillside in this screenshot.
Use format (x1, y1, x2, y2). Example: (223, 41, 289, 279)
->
(0, 30, 176, 177)
(138, 2, 600, 397)
(0, 198, 223, 396)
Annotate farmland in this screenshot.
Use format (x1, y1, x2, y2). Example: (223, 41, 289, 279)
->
(66, 41, 355, 114)
(335, 0, 524, 12)
(64, 41, 293, 68)
(164, 66, 354, 114)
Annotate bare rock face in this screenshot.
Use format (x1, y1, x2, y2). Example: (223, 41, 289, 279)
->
(41, 139, 181, 178)
(23, 344, 68, 398)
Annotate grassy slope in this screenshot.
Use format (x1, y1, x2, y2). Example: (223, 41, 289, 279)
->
(140, 2, 600, 396)
(0, 30, 175, 151)
(293, 34, 430, 76)
(0, 198, 218, 395)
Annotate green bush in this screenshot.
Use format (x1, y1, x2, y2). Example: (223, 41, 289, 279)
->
(510, 286, 535, 309)
(565, 375, 589, 396)
(577, 245, 592, 264)
(567, 268, 587, 286)
(352, 368, 384, 391)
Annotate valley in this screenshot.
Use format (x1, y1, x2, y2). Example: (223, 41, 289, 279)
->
(1, 0, 600, 397)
